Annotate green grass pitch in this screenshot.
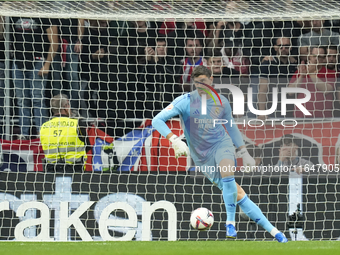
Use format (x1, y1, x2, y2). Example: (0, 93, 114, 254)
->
(1, 241, 340, 255)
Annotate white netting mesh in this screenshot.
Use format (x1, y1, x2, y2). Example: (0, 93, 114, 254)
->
(0, 0, 339, 242)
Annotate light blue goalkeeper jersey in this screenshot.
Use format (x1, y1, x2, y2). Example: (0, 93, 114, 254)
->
(152, 90, 245, 164)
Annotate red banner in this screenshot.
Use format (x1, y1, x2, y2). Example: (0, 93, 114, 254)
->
(1, 121, 339, 171)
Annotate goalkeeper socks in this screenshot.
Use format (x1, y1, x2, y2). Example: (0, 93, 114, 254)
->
(222, 176, 237, 225)
(238, 194, 276, 235)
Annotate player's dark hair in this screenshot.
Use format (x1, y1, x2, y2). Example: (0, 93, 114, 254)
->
(274, 36, 291, 46)
(309, 45, 327, 55)
(156, 37, 166, 43)
(185, 30, 204, 47)
(191, 65, 212, 79)
(327, 45, 338, 53)
(211, 48, 223, 58)
(205, 48, 222, 61)
(280, 135, 299, 147)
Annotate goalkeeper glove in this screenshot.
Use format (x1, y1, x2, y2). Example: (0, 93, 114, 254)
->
(236, 147, 256, 170)
(169, 135, 190, 158)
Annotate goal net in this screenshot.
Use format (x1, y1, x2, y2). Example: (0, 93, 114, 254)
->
(0, 0, 340, 241)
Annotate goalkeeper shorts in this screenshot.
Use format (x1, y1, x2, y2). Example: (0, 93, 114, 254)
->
(195, 146, 236, 190)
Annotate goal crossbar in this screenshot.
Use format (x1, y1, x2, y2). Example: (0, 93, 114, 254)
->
(1, 0, 340, 21)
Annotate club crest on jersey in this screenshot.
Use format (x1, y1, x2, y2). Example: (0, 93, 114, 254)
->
(214, 107, 220, 115)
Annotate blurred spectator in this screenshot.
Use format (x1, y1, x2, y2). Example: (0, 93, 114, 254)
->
(10, 17, 58, 139)
(108, 20, 129, 38)
(181, 36, 205, 87)
(80, 19, 118, 119)
(206, 20, 251, 75)
(209, 20, 252, 75)
(258, 37, 298, 119)
(125, 21, 157, 64)
(276, 135, 313, 168)
(327, 19, 340, 35)
(326, 46, 339, 72)
(207, 48, 239, 79)
(275, 135, 311, 241)
(221, 38, 250, 75)
(298, 20, 339, 61)
(288, 46, 338, 118)
(244, 20, 301, 74)
(0, 16, 5, 119)
(52, 18, 84, 110)
(244, 20, 301, 118)
(139, 37, 182, 117)
(119, 21, 159, 119)
(206, 20, 228, 49)
(159, 20, 207, 37)
(296, 20, 312, 34)
(207, 50, 225, 77)
(166, 22, 205, 62)
(207, 48, 242, 110)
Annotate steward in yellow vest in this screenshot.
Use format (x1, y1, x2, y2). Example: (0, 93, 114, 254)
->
(40, 94, 88, 172)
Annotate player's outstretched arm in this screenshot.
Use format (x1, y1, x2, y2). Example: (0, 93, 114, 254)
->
(152, 96, 190, 158)
(152, 103, 181, 138)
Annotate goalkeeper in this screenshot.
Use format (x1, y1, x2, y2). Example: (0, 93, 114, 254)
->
(152, 66, 287, 242)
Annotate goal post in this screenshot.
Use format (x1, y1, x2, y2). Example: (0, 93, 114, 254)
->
(0, 0, 340, 242)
